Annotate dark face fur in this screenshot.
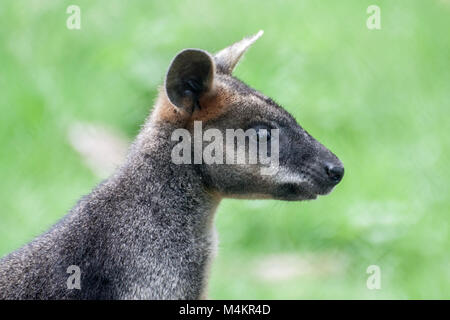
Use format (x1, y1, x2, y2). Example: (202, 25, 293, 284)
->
(163, 31, 344, 201)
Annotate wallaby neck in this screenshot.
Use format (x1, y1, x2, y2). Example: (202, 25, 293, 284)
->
(95, 119, 221, 298)
(0, 116, 221, 300)
(116, 119, 221, 234)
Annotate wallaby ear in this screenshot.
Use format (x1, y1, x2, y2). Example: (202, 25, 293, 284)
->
(165, 49, 215, 113)
(214, 30, 264, 74)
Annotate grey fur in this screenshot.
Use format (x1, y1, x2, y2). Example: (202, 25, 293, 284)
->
(0, 32, 343, 299)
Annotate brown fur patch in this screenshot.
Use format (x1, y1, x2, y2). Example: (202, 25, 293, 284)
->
(191, 85, 232, 122)
(151, 87, 190, 124)
(152, 82, 237, 126)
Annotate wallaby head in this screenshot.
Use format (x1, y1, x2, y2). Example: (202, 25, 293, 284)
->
(152, 30, 344, 201)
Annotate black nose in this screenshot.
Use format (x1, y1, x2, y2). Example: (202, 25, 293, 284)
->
(325, 163, 344, 183)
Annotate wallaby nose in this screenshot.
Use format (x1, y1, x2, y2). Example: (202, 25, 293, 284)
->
(325, 163, 344, 184)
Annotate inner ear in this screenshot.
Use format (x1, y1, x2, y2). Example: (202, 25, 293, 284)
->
(165, 49, 215, 113)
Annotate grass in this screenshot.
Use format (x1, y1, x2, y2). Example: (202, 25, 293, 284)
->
(0, 0, 449, 299)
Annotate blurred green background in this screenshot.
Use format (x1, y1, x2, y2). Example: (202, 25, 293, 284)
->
(1, 0, 449, 299)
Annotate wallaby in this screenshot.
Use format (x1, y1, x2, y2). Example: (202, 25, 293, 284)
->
(0, 31, 344, 299)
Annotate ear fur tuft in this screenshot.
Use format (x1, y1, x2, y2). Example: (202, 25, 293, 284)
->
(214, 30, 264, 74)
